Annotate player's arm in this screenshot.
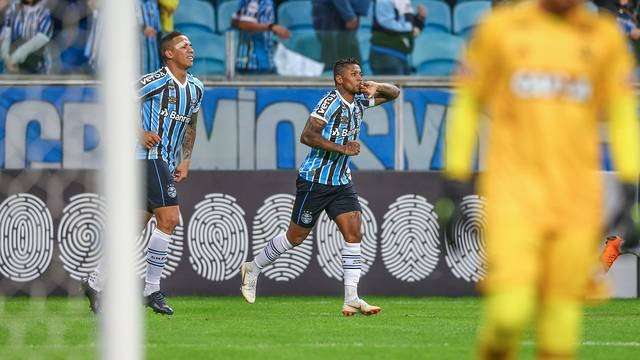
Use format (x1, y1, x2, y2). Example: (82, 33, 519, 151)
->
(174, 112, 198, 182)
(445, 87, 480, 181)
(359, 81, 400, 106)
(300, 116, 359, 156)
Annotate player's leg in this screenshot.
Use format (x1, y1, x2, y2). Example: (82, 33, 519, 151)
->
(326, 183, 380, 316)
(477, 201, 539, 359)
(240, 177, 329, 303)
(82, 210, 154, 314)
(537, 227, 600, 359)
(142, 158, 180, 315)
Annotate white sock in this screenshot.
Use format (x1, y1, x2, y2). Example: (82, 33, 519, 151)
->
(143, 228, 170, 297)
(342, 242, 361, 303)
(251, 233, 294, 273)
(87, 261, 104, 292)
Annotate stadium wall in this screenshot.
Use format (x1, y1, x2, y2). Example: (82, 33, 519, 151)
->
(0, 81, 635, 297)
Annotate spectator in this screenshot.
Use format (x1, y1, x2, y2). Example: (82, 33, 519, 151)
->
(84, 0, 101, 72)
(1, 0, 53, 74)
(232, 0, 290, 74)
(370, 0, 425, 75)
(158, 0, 179, 33)
(137, 0, 161, 74)
(312, 0, 370, 71)
(614, 0, 640, 61)
(0, 0, 11, 27)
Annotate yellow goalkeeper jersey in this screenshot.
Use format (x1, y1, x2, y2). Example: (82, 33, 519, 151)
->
(449, 1, 639, 224)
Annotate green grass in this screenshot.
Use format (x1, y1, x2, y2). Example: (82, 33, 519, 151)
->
(0, 297, 639, 359)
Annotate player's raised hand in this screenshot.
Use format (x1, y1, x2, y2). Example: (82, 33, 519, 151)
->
(359, 81, 378, 98)
(342, 141, 360, 156)
(173, 160, 190, 182)
(140, 131, 160, 149)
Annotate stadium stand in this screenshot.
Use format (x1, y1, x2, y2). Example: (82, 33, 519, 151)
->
(189, 32, 226, 75)
(453, 1, 491, 40)
(412, 30, 464, 76)
(282, 28, 322, 61)
(217, 0, 237, 33)
(277, 1, 313, 31)
(174, 0, 216, 34)
(412, 0, 452, 33)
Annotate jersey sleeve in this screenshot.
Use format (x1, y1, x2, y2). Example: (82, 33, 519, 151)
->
(310, 92, 339, 123)
(456, 14, 500, 102)
(234, 0, 260, 23)
(598, 21, 635, 103)
(192, 79, 205, 114)
(137, 72, 165, 100)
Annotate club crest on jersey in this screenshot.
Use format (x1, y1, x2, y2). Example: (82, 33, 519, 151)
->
(167, 185, 177, 198)
(300, 210, 313, 225)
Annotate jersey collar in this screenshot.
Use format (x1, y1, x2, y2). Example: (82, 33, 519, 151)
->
(164, 66, 188, 88)
(335, 89, 356, 109)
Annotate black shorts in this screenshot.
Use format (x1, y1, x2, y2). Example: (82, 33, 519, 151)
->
(144, 159, 179, 212)
(291, 177, 361, 228)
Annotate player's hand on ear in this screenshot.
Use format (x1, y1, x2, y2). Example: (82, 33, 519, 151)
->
(140, 131, 160, 149)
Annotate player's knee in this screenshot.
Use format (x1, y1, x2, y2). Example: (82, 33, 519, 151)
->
(156, 214, 179, 233)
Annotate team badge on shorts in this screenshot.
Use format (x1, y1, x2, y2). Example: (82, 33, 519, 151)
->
(167, 185, 177, 198)
(300, 210, 313, 225)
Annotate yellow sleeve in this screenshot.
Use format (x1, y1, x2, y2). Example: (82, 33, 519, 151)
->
(446, 15, 498, 180)
(601, 23, 640, 183)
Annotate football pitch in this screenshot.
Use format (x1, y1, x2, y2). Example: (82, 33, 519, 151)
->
(0, 297, 639, 359)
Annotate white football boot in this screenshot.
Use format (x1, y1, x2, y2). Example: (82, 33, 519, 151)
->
(240, 262, 258, 304)
(341, 298, 382, 316)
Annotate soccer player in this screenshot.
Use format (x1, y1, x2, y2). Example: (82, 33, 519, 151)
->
(240, 57, 399, 316)
(444, 0, 640, 358)
(84, 31, 204, 316)
(0, 0, 52, 74)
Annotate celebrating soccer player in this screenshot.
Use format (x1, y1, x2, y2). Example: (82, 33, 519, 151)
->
(444, 0, 640, 358)
(83, 31, 204, 316)
(240, 58, 399, 316)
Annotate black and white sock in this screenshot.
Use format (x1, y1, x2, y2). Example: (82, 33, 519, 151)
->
(250, 232, 294, 273)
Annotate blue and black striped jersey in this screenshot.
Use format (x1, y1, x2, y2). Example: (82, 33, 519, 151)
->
(299, 90, 375, 185)
(135, 67, 204, 173)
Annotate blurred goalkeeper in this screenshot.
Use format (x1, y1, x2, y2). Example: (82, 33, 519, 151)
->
(444, 0, 640, 358)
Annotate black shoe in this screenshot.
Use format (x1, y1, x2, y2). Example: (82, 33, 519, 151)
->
(145, 291, 174, 315)
(81, 280, 101, 314)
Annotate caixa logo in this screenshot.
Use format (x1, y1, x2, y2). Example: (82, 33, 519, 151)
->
(510, 71, 592, 102)
(331, 127, 359, 138)
(159, 108, 191, 122)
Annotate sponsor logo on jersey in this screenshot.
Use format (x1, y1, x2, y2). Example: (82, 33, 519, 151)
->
(510, 71, 592, 102)
(315, 92, 338, 117)
(159, 108, 191, 122)
(140, 69, 166, 86)
(331, 127, 360, 138)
